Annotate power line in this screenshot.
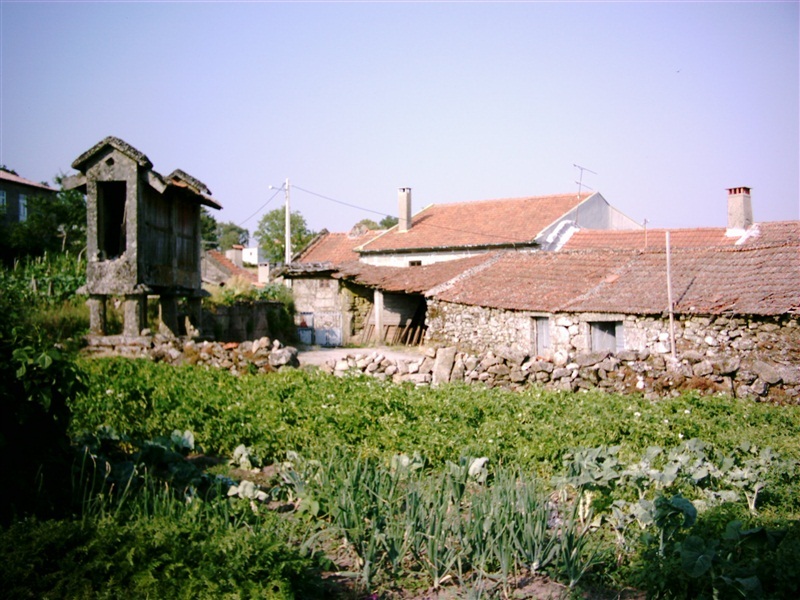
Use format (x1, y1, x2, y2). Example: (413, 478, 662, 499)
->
(292, 184, 540, 245)
(237, 186, 283, 228)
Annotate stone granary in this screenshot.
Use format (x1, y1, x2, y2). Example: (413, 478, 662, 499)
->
(65, 136, 221, 337)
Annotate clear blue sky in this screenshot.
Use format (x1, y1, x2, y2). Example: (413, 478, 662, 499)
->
(1, 1, 798, 240)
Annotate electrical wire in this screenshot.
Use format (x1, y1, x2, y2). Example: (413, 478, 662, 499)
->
(238, 186, 283, 228)
(292, 184, 544, 245)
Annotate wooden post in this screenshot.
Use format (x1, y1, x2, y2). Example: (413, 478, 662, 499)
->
(666, 231, 677, 361)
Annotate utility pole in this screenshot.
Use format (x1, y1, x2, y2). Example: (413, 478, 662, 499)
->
(284, 178, 291, 264)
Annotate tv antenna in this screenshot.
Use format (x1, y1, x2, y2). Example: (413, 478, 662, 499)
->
(573, 163, 597, 198)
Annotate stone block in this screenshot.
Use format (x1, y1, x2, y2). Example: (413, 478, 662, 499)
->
(751, 361, 782, 385)
(712, 356, 741, 375)
(432, 346, 457, 385)
(575, 351, 610, 368)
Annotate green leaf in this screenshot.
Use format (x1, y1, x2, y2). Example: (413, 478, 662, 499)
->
(680, 535, 716, 578)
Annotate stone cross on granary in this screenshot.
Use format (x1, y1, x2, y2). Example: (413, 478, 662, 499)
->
(65, 136, 221, 339)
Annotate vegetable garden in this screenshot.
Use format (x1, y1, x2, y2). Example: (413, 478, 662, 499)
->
(1, 253, 799, 598)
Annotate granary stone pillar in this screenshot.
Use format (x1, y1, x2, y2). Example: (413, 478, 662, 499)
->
(87, 295, 107, 335)
(159, 295, 179, 337)
(122, 294, 147, 337)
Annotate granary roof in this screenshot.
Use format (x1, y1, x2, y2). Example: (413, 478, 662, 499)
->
(357, 193, 592, 254)
(66, 137, 221, 209)
(335, 253, 496, 294)
(294, 228, 385, 267)
(0, 169, 55, 192)
(165, 169, 222, 210)
(71, 136, 153, 171)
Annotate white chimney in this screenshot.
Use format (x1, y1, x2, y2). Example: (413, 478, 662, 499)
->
(398, 187, 412, 232)
(727, 186, 753, 233)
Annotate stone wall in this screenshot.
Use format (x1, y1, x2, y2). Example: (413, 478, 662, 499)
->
(202, 301, 286, 342)
(83, 334, 299, 374)
(318, 345, 800, 403)
(426, 299, 799, 372)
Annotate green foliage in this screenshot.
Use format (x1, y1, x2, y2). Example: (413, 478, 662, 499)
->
(217, 220, 249, 250)
(0, 482, 322, 599)
(254, 208, 315, 264)
(379, 215, 399, 229)
(0, 260, 86, 522)
(60, 361, 800, 596)
(199, 207, 219, 249)
(353, 218, 380, 230)
(0, 182, 86, 263)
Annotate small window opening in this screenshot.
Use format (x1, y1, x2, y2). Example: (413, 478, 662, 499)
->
(590, 321, 624, 352)
(98, 181, 127, 259)
(409, 260, 422, 267)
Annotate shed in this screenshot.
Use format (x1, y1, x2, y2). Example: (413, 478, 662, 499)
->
(65, 136, 221, 337)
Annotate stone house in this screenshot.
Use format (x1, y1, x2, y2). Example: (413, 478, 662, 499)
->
(356, 188, 641, 267)
(0, 168, 57, 225)
(282, 227, 384, 346)
(283, 188, 641, 345)
(65, 136, 221, 337)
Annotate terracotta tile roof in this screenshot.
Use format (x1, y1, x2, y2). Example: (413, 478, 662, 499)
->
(562, 221, 799, 252)
(432, 233, 800, 316)
(206, 250, 258, 284)
(566, 242, 800, 316)
(335, 254, 495, 294)
(563, 227, 736, 250)
(297, 229, 384, 266)
(433, 250, 624, 312)
(0, 169, 55, 192)
(358, 193, 591, 253)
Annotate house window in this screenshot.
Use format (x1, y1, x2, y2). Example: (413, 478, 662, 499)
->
(0, 190, 6, 213)
(97, 181, 127, 259)
(19, 194, 27, 221)
(409, 260, 422, 267)
(590, 321, 624, 353)
(534, 317, 550, 356)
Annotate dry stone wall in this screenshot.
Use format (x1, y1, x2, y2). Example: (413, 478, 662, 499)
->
(83, 334, 299, 374)
(318, 345, 799, 403)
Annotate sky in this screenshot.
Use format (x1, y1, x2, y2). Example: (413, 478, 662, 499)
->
(1, 1, 798, 242)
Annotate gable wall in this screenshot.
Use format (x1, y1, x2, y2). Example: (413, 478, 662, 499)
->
(359, 247, 494, 267)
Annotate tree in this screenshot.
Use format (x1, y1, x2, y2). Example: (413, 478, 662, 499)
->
(217, 222, 249, 250)
(0, 176, 86, 262)
(354, 218, 380, 230)
(254, 208, 315, 264)
(379, 215, 399, 229)
(200, 207, 219, 249)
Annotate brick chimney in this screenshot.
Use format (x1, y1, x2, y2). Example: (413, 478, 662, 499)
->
(727, 187, 753, 232)
(398, 187, 412, 232)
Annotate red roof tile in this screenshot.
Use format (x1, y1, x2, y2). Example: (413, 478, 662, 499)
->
(358, 193, 591, 253)
(0, 169, 55, 192)
(206, 250, 258, 284)
(335, 254, 495, 294)
(563, 227, 735, 250)
(298, 230, 384, 266)
(433, 235, 800, 317)
(562, 221, 799, 252)
(434, 250, 625, 312)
